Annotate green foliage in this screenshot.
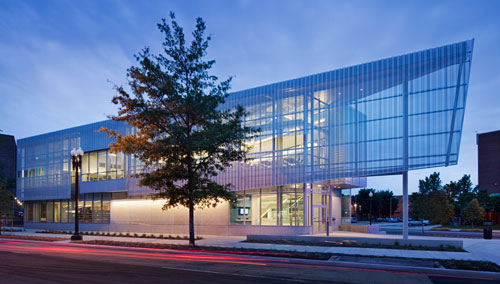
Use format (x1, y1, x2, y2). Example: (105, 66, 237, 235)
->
(488, 196, 500, 213)
(462, 199, 485, 228)
(352, 189, 398, 220)
(418, 172, 441, 194)
(102, 12, 257, 246)
(410, 173, 454, 225)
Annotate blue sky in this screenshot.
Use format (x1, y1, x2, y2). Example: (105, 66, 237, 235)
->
(1, 0, 499, 194)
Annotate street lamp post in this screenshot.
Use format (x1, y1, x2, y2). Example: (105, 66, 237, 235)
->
(369, 191, 373, 226)
(389, 196, 393, 219)
(70, 147, 84, 241)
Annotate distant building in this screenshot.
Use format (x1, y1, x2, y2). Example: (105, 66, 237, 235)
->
(477, 130, 500, 195)
(0, 134, 16, 187)
(0, 134, 18, 218)
(392, 195, 411, 218)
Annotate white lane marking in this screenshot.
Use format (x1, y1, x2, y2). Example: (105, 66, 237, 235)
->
(161, 266, 309, 282)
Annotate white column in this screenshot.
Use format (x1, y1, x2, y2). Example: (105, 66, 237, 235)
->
(402, 64, 409, 240)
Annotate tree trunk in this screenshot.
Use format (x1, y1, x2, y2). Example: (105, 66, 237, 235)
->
(189, 201, 195, 247)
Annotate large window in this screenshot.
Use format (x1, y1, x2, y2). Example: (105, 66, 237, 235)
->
(230, 186, 304, 226)
(78, 150, 125, 182)
(25, 193, 112, 224)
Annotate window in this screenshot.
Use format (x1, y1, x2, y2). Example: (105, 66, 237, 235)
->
(102, 193, 111, 223)
(46, 201, 54, 223)
(93, 193, 102, 223)
(98, 151, 107, 180)
(89, 152, 98, 181)
(84, 194, 93, 223)
(25, 202, 33, 222)
(81, 150, 125, 182)
(78, 196, 84, 223)
(81, 153, 89, 182)
(40, 202, 47, 222)
(61, 200, 69, 223)
(27, 194, 111, 224)
(261, 187, 278, 226)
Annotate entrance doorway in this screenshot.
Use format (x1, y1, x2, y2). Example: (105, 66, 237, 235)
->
(313, 205, 327, 233)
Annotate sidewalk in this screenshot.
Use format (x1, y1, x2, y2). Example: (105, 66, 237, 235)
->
(5, 229, 500, 265)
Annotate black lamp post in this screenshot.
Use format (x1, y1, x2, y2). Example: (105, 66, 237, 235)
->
(369, 191, 373, 226)
(70, 147, 84, 241)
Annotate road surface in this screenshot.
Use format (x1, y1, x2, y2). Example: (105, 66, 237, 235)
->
(0, 238, 498, 284)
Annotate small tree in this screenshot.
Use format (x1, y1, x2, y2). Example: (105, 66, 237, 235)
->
(102, 12, 257, 246)
(462, 199, 485, 228)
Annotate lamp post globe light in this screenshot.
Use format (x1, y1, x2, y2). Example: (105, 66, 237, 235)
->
(369, 191, 374, 226)
(70, 147, 84, 241)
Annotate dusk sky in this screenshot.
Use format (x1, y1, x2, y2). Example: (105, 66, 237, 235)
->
(1, 0, 499, 194)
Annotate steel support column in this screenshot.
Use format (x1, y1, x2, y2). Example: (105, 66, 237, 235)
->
(402, 65, 409, 240)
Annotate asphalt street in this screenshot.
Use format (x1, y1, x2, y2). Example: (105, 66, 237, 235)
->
(0, 238, 498, 284)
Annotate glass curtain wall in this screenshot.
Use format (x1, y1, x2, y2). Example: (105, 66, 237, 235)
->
(218, 40, 474, 191)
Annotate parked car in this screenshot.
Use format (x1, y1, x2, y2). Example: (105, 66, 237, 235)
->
(386, 218, 398, 223)
(408, 220, 421, 226)
(396, 217, 402, 222)
(409, 220, 430, 226)
(351, 217, 357, 223)
(375, 218, 385, 222)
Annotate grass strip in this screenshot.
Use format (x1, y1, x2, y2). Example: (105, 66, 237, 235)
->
(0, 235, 68, 242)
(36, 230, 202, 240)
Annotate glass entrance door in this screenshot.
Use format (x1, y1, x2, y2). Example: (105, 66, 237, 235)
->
(313, 205, 327, 233)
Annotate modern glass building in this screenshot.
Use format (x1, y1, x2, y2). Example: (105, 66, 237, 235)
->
(17, 40, 474, 236)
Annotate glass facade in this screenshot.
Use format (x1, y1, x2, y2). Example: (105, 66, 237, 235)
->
(219, 40, 474, 190)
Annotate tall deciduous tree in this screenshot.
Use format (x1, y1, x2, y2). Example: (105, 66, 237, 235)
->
(418, 172, 441, 194)
(102, 12, 257, 246)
